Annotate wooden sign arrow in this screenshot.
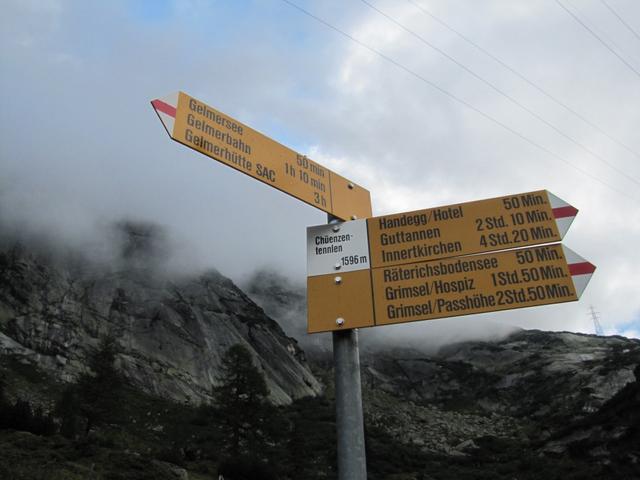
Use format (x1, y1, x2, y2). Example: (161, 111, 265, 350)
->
(367, 190, 577, 268)
(152, 91, 372, 221)
(306, 191, 591, 333)
(307, 243, 595, 333)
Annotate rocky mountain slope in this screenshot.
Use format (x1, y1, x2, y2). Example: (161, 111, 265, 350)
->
(359, 330, 640, 455)
(243, 269, 330, 358)
(1, 234, 639, 478)
(364, 329, 638, 421)
(246, 268, 640, 474)
(0, 224, 321, 405)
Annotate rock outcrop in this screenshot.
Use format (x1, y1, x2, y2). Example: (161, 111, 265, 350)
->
(363, 330, 639, 421)
(0, 224, 322, 405)
(245, 268, 640, 461)
(357, 330, 640, 456)
(243, 269, 331, 359)
(542, 363, 640, 469)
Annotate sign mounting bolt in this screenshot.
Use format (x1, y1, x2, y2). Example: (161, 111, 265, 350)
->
(332, 225, 341, 232)
(351, 215, 358, 220)
(348, 182, 354, 189)
(334, 263, 341, 270)
(336, 317, 345, 327)
(335, 276, 342, 284)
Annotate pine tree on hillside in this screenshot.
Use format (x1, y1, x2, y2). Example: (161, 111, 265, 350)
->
(55, 386, 81, 439)
(0, 372, 7, 422)
(56, 336, 125, 437)
(213, 343, 272, 457)
(78, 336, 125, 434)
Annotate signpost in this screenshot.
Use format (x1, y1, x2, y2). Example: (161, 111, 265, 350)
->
(307, 192, 594, 333)
(371, 244, 594, 326)
(151, 91, 372, 221)
(366, 189, 577, 267)
(152, 92, 371, 480)
(152, 93, 595, 480)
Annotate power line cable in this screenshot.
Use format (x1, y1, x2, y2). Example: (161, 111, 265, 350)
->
(568, 0, 640, 66)
(279, 0, 638, 202)
(358, 0, 640, 188)
(599, 0, 640, 43)
(556, 0, 640, 80)
(405, 0, 640, 162)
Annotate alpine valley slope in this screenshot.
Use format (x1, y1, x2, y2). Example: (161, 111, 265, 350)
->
(0, 222, 321, 406)
(1, 224, 639, 476)
(247, 269, 640, 472)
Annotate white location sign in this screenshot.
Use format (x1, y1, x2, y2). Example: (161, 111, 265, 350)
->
(307, 220, 370, 277)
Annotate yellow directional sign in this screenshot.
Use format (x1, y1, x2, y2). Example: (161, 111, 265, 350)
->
(307, 243, 595, 333)
(371, 243, 594, 327)
(151, 91, 372, 221)
(367, 190, 578, 267)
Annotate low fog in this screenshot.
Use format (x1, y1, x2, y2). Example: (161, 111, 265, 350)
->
(0, 206, 520, 353)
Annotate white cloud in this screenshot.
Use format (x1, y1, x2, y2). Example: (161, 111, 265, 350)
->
(303, 0, 640, 337)
(1, 0, 639, 340)
(620, 329, 640, 340)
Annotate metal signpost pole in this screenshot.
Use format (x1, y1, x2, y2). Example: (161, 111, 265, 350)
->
(333, 329, 367, 480)
(329, 215, 367, 480)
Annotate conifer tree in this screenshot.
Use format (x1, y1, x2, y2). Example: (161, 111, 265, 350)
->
(79, 336, 124, 433)
(55, 387, 81, 439)
(57, 336, 125, 436)
(213, 344, 271, 457)
(0, 372, 8, 428)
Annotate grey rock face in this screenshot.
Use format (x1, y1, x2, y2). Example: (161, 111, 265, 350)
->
(365, 331, 639, 418)
(245, 268, 640, 458)
(243, 269, 332, 359)
(357, 329, 640, 454)
(540, 364, 640, 463)
(0, 239, 321, 405)
(362, 386, 521, 455)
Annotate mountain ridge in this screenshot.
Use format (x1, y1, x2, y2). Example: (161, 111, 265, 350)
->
(1, 231, 639, 477)
(0, 224, 322, 406)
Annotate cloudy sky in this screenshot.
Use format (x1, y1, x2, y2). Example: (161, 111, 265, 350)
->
(2, 0, 639, 339)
